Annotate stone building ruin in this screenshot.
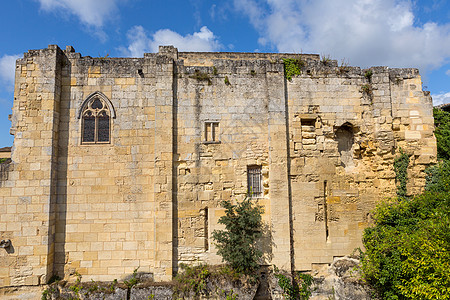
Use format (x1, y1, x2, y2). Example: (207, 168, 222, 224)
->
(0, 45, 436, 287)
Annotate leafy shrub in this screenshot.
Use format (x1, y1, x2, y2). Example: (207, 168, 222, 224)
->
(320, 54, 331, 65)
(360, 192, 450, 299)
(124, 268, 140, 288)
(212, 197, 264, 274)
(337, 59, 350, 75)
(364, 70, 373, 81)
(174, 264, 255, 298)
(283, 58, 304, 81)
(274, 268, 313, 300)
(393, 149, 410, 198)
(425, 159, 450, 193)
(190, 70, 212, 85)
(174, 264, 210, 296)
(361, 84, 372, 95)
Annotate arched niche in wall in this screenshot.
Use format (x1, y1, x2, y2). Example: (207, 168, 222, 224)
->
(335, 122, 355, 169)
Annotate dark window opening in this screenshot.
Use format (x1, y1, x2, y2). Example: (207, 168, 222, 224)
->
(204, 207, 209, 251)
(301, 118, 315, 127)
(248, 166, 262, 198)
(82, 115, 95, 143)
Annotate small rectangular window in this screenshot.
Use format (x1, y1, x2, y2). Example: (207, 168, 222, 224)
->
(247, 166, 262, 198)
(205, 122, 219, 142)
(301, 118, 315, 127)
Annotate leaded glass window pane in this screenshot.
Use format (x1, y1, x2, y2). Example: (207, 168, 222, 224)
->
(97, 114, 110, 142)
(91, 98, 103, 109)
(82, 116, 95, 142)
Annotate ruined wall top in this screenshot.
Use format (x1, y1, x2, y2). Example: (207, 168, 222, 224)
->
(18, 44, 424, 81)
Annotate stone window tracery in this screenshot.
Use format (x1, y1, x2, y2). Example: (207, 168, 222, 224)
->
(81, 97, 111, 144)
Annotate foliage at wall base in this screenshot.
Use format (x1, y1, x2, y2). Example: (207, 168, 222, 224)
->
(274, 267, 313, 300)
(212, 197, 264, 274)
(360, 190, 450, 299)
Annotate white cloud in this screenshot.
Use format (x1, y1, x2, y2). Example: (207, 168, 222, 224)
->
(432, 92, 450, 106)
(446, 69, 450, 76)
(0, 54, 20, 92)
(122, 26, 221, 57)
(233, 0, 450, 73)
(36, 0, 119, 28)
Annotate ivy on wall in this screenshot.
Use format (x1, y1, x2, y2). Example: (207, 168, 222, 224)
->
(282, 58, 304, 81)
(394, 148, 410, 199)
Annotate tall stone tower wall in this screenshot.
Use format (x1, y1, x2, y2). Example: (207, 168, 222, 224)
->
(0, 45, 436, 287)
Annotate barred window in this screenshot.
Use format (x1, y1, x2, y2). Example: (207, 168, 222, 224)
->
(81, 97, 111, 144)
(247, 166, 262, 198)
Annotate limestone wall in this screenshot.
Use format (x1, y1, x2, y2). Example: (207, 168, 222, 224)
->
(173, 57, 290, 270)
(286, 62, 436, 270)
(0, 45, 62, 286)
(0, 45, 436, 288)
(53, 49, 174, 282)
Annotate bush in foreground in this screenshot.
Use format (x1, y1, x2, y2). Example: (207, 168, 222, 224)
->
(212, 197, 264, 274)
(360, 189, 450, 299)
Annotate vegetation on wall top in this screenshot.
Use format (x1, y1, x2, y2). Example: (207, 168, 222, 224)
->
(282, 58, 304, 81)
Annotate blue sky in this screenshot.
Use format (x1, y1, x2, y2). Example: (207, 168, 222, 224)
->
(1, 0, 450, 147)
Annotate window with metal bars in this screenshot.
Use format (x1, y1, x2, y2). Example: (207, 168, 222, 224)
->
(247, 166, 262, 198)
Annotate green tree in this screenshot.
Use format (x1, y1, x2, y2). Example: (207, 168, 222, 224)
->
(393, 149, 410, 199)
(212, 197, 264, 274)
(360, 192, 450, 299)
(425, 159, 450, 193)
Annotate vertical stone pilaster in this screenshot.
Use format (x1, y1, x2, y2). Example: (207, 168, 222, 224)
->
(267, 66, 292, 271)
(152, 54, 174, 280)
(3, 45, 62, 286)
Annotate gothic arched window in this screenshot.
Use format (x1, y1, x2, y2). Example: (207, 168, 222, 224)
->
(78, 92, 115, 144)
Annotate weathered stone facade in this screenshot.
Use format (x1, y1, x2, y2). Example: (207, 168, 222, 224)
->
(0, 45, 436, 287)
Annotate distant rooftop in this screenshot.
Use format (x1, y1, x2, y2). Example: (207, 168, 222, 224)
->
(436, 103, 450, 112)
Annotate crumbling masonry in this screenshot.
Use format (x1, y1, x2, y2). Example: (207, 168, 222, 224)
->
(0, 45, 436, 286)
